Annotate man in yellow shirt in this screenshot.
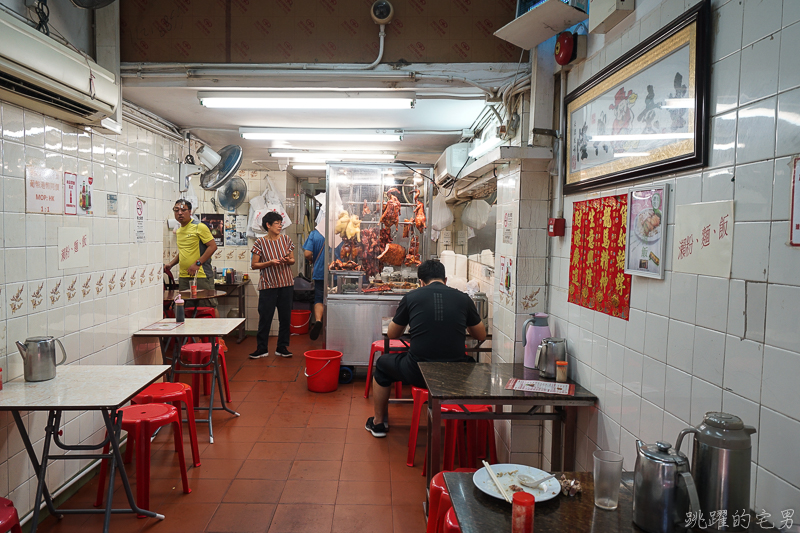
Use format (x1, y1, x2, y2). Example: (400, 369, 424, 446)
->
(165, 199, 219, 307)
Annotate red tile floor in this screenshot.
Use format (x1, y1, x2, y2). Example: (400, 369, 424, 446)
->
(35, 333, 429, 533)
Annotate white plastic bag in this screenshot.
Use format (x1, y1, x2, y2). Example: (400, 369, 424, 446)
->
(430, 193, 454, 231)
(247, 178, 292, 237)
(461, 199, 491, 230)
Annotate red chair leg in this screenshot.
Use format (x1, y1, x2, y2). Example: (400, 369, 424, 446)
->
(219, 351, 231, 403)
(443, 420, 458, 471)
(171, 420, 192, 495)
(465, 421, 478, 469)
(407, 387, 426, 467)
(179, 391, 201, 467)
(364, 345, 379, 398)
(136, 423, 150, 516)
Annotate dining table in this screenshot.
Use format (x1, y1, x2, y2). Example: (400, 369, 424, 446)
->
(0, 365, 169, 533)
(418, 362, 597, 491)
(443, 471, 765, 532)
(132, 318, 243, 442)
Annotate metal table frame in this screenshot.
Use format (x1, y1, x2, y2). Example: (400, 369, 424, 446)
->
(1, 366, 169, 533)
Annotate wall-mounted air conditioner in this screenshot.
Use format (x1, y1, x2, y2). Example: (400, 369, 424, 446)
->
(435, 143, 471, 186)
(0, 9, 118, 125)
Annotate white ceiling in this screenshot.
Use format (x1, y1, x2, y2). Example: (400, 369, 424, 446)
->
(121, 63, 523, 179)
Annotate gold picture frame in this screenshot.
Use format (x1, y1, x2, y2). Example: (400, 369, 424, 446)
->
(564, 2, 710, 193)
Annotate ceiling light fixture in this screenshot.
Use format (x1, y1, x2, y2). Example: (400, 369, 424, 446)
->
(199, 91, 416, 109)
(240, 128, 402, 142)
(468, 136, 504, 159)
(291, 164, 327, 170)
(270, 151, 396, 161)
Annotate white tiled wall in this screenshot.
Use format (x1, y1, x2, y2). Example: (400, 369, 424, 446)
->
(0, 100, 181, 517)
(544, 0, 800, 524)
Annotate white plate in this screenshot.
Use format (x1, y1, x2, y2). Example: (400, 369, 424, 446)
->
(633, 207, 662, 244)
(472, 464, 561, 503)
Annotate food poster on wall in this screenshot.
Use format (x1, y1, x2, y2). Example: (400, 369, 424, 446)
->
(26, 166, 64, 214)
(499, 255, 514, 300)
(225, 214, 248, 246)
(568, 195, 632, 320)
(200, 213, 225, 247)
(107, 194, 118, 216)
(672, 201, 734, 278)
(76, 175, 93, 215)
(625, 185, 668, 278)
(64, 172, 77, 214)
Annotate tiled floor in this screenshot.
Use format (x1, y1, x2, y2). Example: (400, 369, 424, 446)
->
(35, 334, 429, 533)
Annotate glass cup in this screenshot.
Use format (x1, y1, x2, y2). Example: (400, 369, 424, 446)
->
(593, 450, 624, 510)
(190, 278, 197, 297)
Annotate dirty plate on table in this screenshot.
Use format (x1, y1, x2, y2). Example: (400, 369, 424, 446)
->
(472, 464, 560, 503)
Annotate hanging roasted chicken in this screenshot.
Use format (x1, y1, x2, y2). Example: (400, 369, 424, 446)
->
(377, 243, 406, 266)
(359, 228, 383, 277)
(380, 188, 401, 229)
(379, 227, 393, 249)
(402, 219, 412, 238)
(362, 199, 371, 217)
(413, 189, 426, 233)
(404, 234, 421, 266)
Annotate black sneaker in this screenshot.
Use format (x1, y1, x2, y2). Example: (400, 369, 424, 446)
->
(275, 348, 293, 358)
(249, 351, 268, 359)
(309, 321, 323, 340)
(365, 417, 388, 438)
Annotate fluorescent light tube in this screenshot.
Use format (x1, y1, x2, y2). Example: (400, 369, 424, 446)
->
(613, 152, 651, 158)
(200, 91, 416, 109)
(291, 164, 327, 170)
(590, 133, 693, 142)
(270, 152, 396, 161)
(241, 128, 402, 142)
(468, 136, 504, 159)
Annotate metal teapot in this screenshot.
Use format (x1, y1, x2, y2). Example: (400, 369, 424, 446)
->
(534, 337, 566, 379)
(16, 336, 67, 382)
(633, 440, 700, 533)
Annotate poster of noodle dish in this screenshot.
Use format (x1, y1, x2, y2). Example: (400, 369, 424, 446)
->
(624, 185, 669, 279)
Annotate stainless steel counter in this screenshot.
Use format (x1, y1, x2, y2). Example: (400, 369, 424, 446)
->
(325, 294, 404, 366)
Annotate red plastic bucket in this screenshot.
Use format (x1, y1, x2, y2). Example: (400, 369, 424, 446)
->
(304, 350, 343, 393)
(290, 310, 312, 334)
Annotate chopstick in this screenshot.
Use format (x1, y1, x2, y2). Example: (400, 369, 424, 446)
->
(483, 460, 511, 503)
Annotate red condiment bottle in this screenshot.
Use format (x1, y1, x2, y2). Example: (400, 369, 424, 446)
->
(512, 491, 535, 533)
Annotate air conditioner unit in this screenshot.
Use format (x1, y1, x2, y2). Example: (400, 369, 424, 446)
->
(434, 143, 471, 186)
(0, 9, 118, 125)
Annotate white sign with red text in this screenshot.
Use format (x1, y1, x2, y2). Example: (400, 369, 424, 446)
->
(64, 172, 77, 215)
(672, 201, 734, 278)
(57, 227, 91, 269)
(26, 166, 63, 214)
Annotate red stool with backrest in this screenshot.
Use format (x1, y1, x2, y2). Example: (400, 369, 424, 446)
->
(364, 340, 406, 399)
(178, 341, 231, 405)
(0, 498, 22, 533)
(131, 382, 201, 467)
(443, 507, 461, 533)
(94, 404, 191, 515)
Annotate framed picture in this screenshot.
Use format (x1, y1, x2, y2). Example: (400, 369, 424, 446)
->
(625, 185, 668, 279)
(564, 2, 710, 193)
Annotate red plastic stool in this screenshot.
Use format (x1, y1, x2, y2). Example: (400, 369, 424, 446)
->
(164, 307, 217, 319)
(364, 340, 406, 399)
(132, 382, 201, 467)
(0, 498, 22, 533)
(179, 341, 231, 405)
(94, 404, 191, 515)
(443, 507, 461, 533)
(426, 470, 474, 533)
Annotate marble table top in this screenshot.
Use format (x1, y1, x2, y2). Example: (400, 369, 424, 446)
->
(0, 365, 169, 410)
(133, 318, 245, 337)
(417, 363, 597, 402)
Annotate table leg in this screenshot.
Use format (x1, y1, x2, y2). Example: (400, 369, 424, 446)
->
(550, 408, 563, 472)
(237, 286, 246, 343)
(100, 409, 164, 524)
(12, 411, 59, 532)
(426, 398, 442, 492)
(205, 337, 240, 443)
(563, 406, 578, 471)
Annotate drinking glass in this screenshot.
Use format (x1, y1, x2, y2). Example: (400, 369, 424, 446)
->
(593, 450, 624, 510)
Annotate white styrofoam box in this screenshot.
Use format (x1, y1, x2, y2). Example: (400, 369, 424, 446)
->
(724, 335, 763, 402)
(712, 0, 743, 62)
(692, 326, 725, 387)
(589, 0, 635, 34)
(758, 407, 800, 488)
(709, 113, 736, 169)
(702, 167, 734, 202)
(731, 222, 771, 281)
(736, 97, 777, 165)
(694, 275, 729, 332)
(739, 34, 780, 106)
(775, 85, 800, 158)
(643, 313, 669, 362)
(710, 52, 741, 116)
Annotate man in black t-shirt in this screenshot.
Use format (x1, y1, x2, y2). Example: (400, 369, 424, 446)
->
(366, 260, 486, 438)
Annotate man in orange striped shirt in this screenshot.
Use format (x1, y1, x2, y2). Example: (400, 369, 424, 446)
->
(251, 212, 296, 359)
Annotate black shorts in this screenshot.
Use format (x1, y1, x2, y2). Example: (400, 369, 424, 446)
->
(372, 351, 427, 389)
(314, 280, 324, 304)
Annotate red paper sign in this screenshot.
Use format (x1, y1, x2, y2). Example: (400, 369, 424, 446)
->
(568, 195, 632, 320)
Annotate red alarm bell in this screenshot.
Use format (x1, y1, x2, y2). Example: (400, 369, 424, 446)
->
(555, 32, 575, 66)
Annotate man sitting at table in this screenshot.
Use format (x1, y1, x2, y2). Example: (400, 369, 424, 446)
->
(366, 259, 486, 438)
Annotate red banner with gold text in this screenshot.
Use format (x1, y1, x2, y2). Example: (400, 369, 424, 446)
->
(568, 195, 631, 320)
